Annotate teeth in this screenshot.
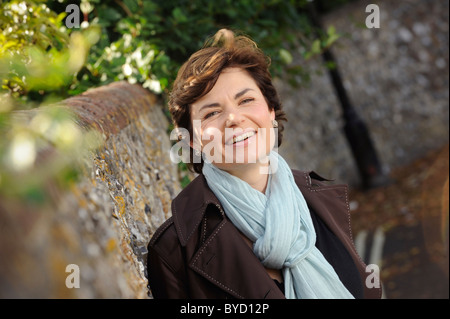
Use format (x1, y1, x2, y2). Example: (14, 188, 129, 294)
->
(233, 131, 255, 144)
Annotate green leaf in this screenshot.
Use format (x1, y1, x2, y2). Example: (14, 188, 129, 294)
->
(98, 7, 122, 22)
(311, 39, 321, 54)
(325, 33, 340, 47)
(279, 48, 293, 65)
(172, 7, 188, 23)
(327, 25, 336, 36)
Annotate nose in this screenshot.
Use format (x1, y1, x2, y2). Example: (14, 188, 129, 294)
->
(225, 111, 245, 128)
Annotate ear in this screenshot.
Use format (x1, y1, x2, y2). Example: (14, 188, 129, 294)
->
(190, 135, 202, 151)
(191, 119, 203, 151)
(189, 141, 197, 151)
(270, 108, 276, 121)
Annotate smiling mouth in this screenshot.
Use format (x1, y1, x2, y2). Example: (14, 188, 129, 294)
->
(232, 131, 256, 144)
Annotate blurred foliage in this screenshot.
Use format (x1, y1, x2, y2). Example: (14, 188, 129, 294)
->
(0, 0, 102, 201)
(48, 0, 341, 98)
(0, 0, 342, 200)
(314, 0, 360, 14)
(0, 102, 102, 203)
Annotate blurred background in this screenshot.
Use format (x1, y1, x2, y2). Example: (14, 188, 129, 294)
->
(0, 0, 448, 298)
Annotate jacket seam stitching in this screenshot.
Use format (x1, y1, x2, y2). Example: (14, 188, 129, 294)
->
(149, 216, 174, 246)
(309, 186, 347, 192)
(342, 185, 382, 299)
(342, 185, 378, 298)
(175, 202, 210, 245)
(150, 244, 181, 276)
(172, 204, 186, 245)
(202, 216, 208, 244)
(190, 219, 244, 299)
(303, 171, 381, 298)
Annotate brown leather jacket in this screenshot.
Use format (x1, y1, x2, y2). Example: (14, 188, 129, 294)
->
(147, 170, 382, 299)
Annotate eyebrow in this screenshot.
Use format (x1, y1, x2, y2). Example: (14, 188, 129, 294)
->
(234, 88, 254, 100)
(198, 88, 255, 113)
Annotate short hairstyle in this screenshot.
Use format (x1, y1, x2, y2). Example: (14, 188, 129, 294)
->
(169, 29, 287, 174)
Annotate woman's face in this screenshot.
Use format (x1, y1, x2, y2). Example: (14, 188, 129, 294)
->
(190, 67, 276, 173)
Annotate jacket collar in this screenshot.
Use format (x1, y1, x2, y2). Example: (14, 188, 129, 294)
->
(171, 170, 341, 299)
(170, 170, 381, 299)
(171, 170, 328, 247)
(171, 174, 222, 246)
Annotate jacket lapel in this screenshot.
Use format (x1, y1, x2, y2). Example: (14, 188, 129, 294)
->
(171, 170, 378, 299)
(171, 175, 209, 246)
(293, 170, 381, 299)
(294, 170, 355, 254)
(188, 215, 285, 299)
(172, 174, 284, 299)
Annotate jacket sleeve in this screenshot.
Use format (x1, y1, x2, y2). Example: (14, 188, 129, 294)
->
(147, 218, 188, 299)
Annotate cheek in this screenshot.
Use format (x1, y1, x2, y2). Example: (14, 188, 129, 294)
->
(201, 126, 223, 147)
(251, 104, 274, 125)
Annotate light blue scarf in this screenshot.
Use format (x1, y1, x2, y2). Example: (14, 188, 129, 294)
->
(202, 152, 355, 299)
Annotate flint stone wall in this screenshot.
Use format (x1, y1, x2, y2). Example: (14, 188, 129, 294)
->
(0, 81, 180, 298)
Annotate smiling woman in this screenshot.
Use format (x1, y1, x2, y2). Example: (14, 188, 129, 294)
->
(190, 67, 277, 181)
(147, 29, 382, 299)
(169, 29, 287, 176)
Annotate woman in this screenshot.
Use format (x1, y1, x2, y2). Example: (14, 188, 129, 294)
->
(147, 29, 381, 299)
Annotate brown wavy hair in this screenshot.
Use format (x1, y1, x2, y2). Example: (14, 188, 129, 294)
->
(169, 29, 287, 174)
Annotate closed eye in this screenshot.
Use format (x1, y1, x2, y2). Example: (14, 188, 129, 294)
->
(240, 98, 254, 105)
(204, 110, 219, 119)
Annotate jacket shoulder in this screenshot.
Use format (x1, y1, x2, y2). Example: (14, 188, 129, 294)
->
(148, 216, 184, 264)
(149, 216, 176, 247)
(148, 215, 187, 274)
(291, 169, 336, 188)
(147, 216, 189, 298)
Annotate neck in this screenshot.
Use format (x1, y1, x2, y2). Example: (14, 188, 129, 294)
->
(225, 162, 270, 193)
